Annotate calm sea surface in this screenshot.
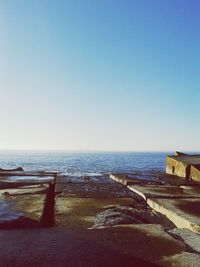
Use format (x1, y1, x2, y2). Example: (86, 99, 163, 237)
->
(0, 151, 168, 179)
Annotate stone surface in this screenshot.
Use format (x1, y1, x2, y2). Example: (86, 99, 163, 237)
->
(0, 229, 152, 267)
(110, 174, 200, 234)
(0, 224, 185, 267)
(157, 252, 200, 267)
(0, 184, 48, 198)
(1, 173, 199, 266)
(55, 196, 135, 228)
(147, 198, 200, 233)
(89, 224, 185, 262)
(168, 228, 200, 253)
(128, 184, 200, 199)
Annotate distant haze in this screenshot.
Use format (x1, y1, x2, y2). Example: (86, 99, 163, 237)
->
(1, 0, 199, 151)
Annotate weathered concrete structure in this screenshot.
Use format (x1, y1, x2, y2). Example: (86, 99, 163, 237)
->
(190, 165, 200, 182)
(0, 170, 57, 228)
(166, 152, 200, 182)
(109, 173, 200, 234)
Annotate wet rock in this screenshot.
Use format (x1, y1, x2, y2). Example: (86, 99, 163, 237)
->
(59, 182, 136, 198)
(92, 205, 166, 228)
(157, 252, 200, 267)
(0, 167, 24, 172)
(81, 176, 91, 181)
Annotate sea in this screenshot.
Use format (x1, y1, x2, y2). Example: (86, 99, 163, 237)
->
(0, 151, 169, 181)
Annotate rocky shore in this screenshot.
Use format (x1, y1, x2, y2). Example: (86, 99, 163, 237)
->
(0, 173, 200, 266)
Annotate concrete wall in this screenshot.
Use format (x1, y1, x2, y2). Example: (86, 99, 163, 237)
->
(166, 157, 187, 178)
(190, 166, 200, 182)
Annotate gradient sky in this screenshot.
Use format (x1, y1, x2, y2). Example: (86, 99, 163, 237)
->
(1, 0, 200, 151)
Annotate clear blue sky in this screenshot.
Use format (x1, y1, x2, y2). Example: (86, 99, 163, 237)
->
(1, 0, 199, 151)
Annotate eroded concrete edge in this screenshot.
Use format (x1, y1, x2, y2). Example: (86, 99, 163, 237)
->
(110, 174, 200, 234)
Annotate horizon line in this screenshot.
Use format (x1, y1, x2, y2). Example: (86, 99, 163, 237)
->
(0, 149, 200, 153)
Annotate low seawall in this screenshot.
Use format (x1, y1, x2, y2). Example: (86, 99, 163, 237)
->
(110, 174, 200, 234)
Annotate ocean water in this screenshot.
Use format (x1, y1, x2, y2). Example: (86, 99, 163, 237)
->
(0, 151, 168, 180)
